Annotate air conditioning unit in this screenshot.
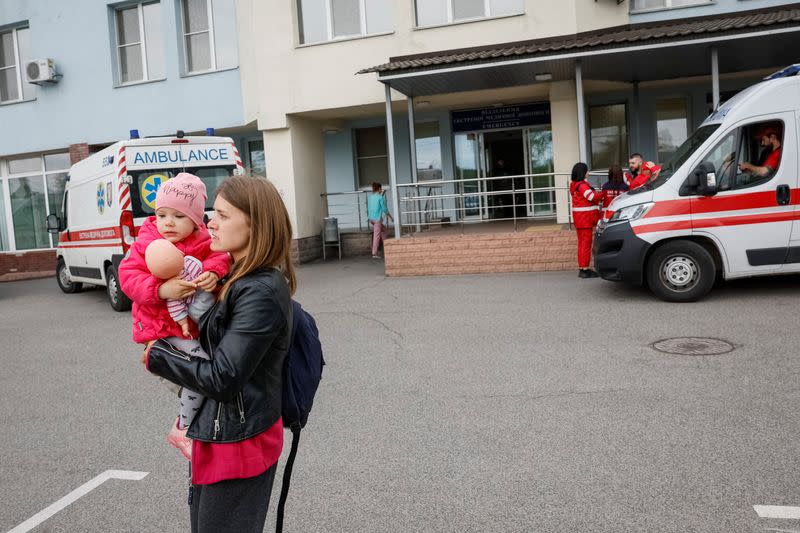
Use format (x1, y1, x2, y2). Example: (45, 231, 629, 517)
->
(25, 59, 59, 84)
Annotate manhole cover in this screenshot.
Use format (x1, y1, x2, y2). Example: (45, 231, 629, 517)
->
(651, 337, 735, 356)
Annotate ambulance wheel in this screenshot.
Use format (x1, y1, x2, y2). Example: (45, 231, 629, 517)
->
(647, 241, 715, 303)
(106, 265, 132, 312)
(56, 259, 82, 294)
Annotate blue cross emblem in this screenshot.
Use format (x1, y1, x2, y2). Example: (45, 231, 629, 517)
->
(140, 174, 168, 209)
(97, 183, 105, 214)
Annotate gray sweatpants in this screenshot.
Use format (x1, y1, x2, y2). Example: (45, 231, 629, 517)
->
(165, 289, 216, 430)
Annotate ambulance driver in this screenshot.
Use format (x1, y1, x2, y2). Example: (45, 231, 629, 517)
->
(739, 126, 782, 178)
(143, 177, 294, 533)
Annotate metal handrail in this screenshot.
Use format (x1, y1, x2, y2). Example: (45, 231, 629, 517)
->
(397, 170, 608, 189)
(321, 170, 612, 234)
(399, 184, 566, 202)
(320, 190, 370, 231)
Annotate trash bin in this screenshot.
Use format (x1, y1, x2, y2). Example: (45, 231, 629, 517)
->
(323, 217, 339, 243)
(322, 217, 341, 260)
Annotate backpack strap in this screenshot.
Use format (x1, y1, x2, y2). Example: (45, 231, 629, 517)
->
(276, 423, 302, 533)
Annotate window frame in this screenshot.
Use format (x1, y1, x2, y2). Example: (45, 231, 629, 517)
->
(588, 102, 630, 171)
(0, 152, 70, 251)
(114, 2, 165, 85)
(413, 0, 525, 29)
(297, 0, 394, 45)
(655, 96, 691, 163)
(181, 0, 216, 73)
(414, 120, 443, 180)
(354, 126, 390, 189)
(180, 0, 239, 74)
(0, 26, 26, 105)
(630, 0, 713, 14)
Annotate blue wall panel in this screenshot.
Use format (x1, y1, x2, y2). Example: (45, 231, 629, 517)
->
(0, 0, 245, 156)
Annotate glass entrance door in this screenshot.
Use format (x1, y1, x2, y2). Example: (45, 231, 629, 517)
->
(455, 127, 555, 221)
(524, 127, 555, 217)
(454, 132, 485, 220)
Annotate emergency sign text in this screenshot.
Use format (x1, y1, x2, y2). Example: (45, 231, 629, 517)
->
(131, 148, 229, 165)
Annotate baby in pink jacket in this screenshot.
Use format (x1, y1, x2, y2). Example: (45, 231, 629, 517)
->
(119, 173, 229, 434)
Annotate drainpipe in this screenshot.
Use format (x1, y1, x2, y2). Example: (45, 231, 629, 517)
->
(575, 60, 588, 163)
(384, 83, 401, 239)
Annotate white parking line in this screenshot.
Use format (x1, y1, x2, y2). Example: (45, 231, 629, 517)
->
(754, 505, 800, 520)
(7, 470, 149, 533)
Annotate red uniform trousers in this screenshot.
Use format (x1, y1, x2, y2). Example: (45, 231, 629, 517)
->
(576, 228, 593, 268)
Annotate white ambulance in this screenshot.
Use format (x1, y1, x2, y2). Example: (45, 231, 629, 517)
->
(46, 132, 244, 311)
(594, 64, 800, 302)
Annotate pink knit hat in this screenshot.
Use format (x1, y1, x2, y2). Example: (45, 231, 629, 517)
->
(155, 172, 207, 228)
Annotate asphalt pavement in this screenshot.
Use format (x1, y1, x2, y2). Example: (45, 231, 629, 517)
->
(2, 260, 800, 532)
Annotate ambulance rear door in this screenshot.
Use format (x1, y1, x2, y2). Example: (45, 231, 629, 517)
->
(690, 112, 797, 275)
(124, 140, 239, 226)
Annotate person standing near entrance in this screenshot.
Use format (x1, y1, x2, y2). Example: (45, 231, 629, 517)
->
(570, 162, 601, 278)
(368, 182, 393, 258)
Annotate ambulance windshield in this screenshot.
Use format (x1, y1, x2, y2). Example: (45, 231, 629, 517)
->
(129, 166, 234, 218)
(633, 124, 719, 193)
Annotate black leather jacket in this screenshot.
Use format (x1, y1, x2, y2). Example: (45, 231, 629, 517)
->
(147, 267, 292, 443)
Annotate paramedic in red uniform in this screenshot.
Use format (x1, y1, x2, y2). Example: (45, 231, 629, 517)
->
(570, 162, 602, 278)
(625, 153, 661, 190)
(739, 127, 782, 177)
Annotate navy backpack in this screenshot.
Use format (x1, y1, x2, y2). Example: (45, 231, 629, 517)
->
(276, 299, 325, 533)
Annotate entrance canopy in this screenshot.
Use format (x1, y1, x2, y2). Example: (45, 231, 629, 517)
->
(359, 5, 800, 96)
(358, 5, 800, 236)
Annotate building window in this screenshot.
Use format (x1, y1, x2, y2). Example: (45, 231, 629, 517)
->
(1, 152, 69, 251)
(590, 104, 628, 170)
(248, 140, 265, 176)
(631, 0, 710, 11)
(181, 0, 239, 73)
(415, 0, 524, 27)
(355, 126, 389, 188)
(415, 122, 442, 181)
(0, 182, 8, 251)
(0, 26, 33, 103)
(115, 2, 165, 84)
(297, 0, 392, 45)
(656, 98, 689, 163)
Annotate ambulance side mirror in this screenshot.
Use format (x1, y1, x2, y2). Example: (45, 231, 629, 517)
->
(692, 162, 718, 197)
(46, 214, 62, 234)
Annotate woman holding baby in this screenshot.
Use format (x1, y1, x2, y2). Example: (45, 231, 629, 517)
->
(119, 174, 294, 533)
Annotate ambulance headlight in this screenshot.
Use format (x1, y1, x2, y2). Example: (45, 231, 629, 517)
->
(608, 202, 654, 223)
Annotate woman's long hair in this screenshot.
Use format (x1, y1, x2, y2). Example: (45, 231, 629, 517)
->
(571, 162, 589, 182)
(216, 176, 297, 298)
(607, 165, 624, 184)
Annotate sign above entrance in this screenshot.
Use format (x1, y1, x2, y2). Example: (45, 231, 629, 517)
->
(451, 102, 551, 133)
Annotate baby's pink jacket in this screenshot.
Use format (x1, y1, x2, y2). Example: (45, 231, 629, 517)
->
(118, 216, 230, 343)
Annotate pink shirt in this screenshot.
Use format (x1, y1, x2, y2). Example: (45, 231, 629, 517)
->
(191, 418, 284, 485)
